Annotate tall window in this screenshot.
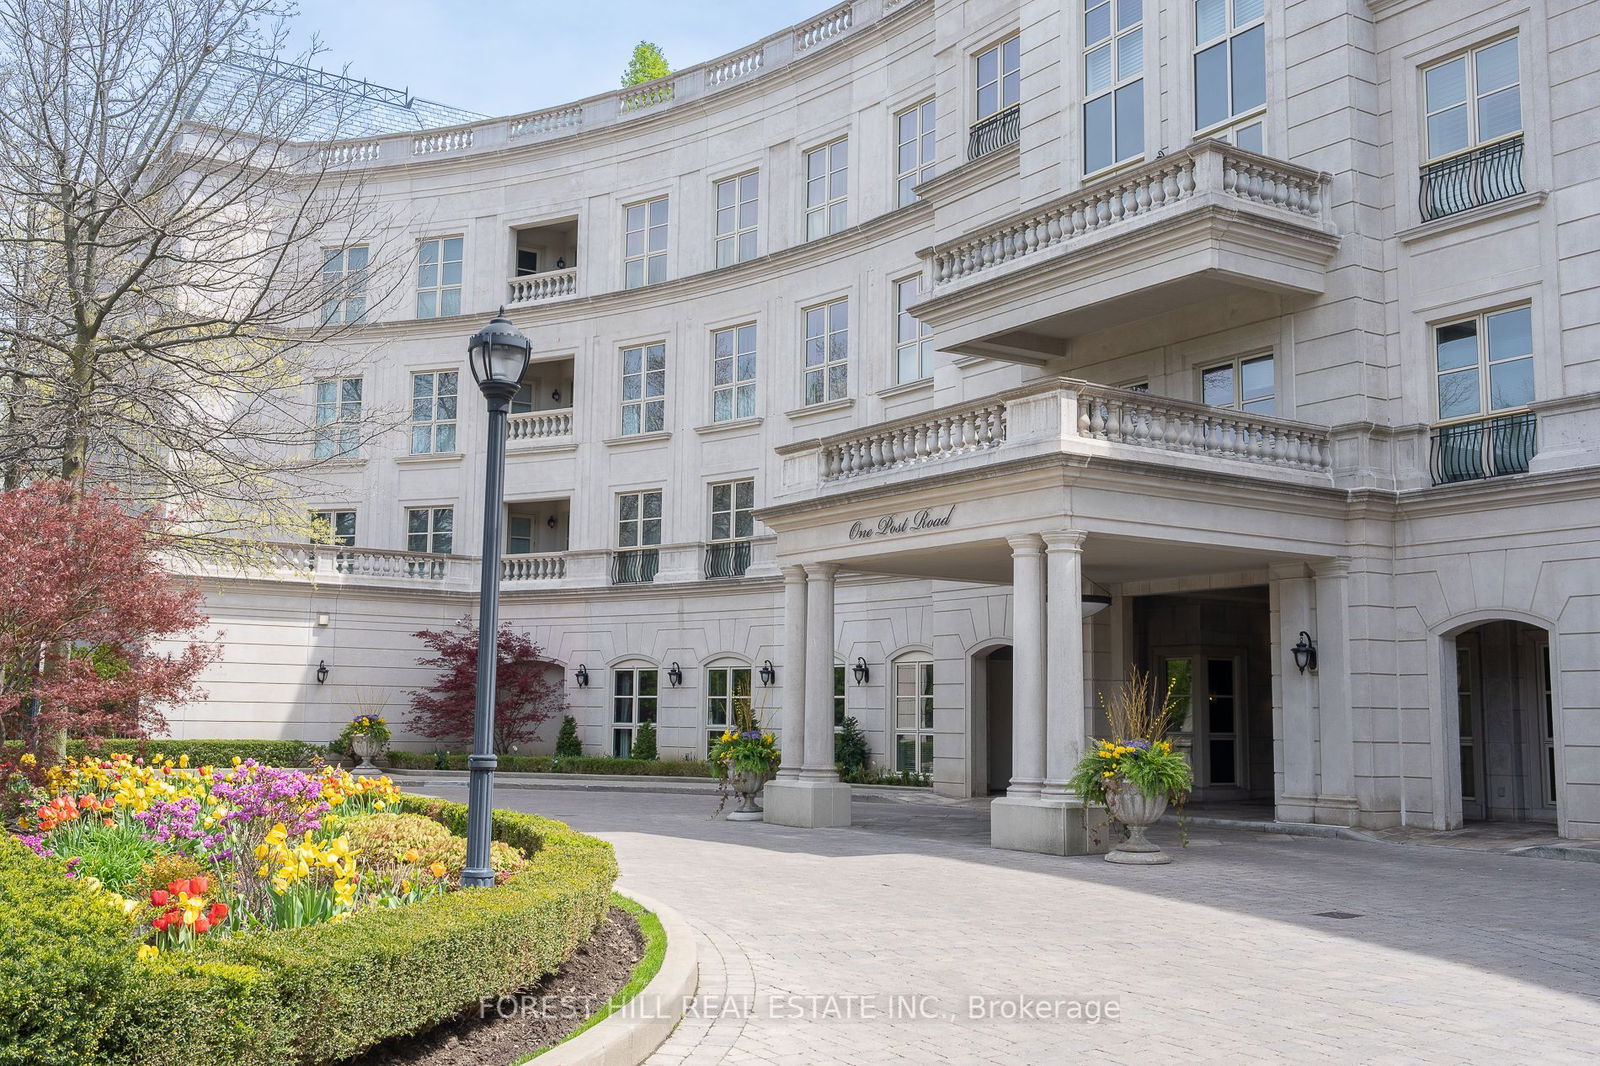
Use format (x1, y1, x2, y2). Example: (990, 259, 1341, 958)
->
(1193, 0, 1265, 150)
(624, 197, 669, 288)
(406, 507, 453, 554)
(705, 665, 752, 753)
(617, 490, 663, 549)
(895, 100, 937, 207)
(1201, 353, 1274, 414)
(620, 342, 666, 435)
(710, 480, 754, 542)
(975, 36, 1021, 120)
(321, 245, 368, 324)
(804, 139, 849, 240)
(314, 377, 361, 458)
(309, 510, 355, 547)
(893, 658, 934, 775)
(714, 172, 759, 267)
(1423, 37, 1520, 161)
(612, 668, 659, 758)
(416, 237, 463, 319)
(893, 277, 933, 384)
(1084, 0, 1144, 173)
(410, 371, 458, 454)
(803, 298, 849, 406)
(711, 324, 757, 423)
(834, 665, 847, 731)
(1435, 306, 1533, 421)
(508, 514, 533, 555)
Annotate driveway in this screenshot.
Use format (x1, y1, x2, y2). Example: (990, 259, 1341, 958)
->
(414, 782, 1600, 1065)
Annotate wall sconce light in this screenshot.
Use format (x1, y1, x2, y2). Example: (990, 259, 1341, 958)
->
(667, 662, 684, 687)
(546, 514, 558, 528)
(316, 612, 331, 627)
(1081, 595, 1112, 618)
(575, 664, 590, 687)
(1292, 631, 1318, 674)
(852, 656, 870, 685)
(316, 661, 329, 684)
(555, 257, 567, 270)
(551, 388, 562, 404)
(759, 659, 776, 687)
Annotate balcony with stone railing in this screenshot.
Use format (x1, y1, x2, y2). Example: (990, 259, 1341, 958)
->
(777, 378, 1337, 497)
(507, 407, 574, 448)
(911, 141, 1339, 363)
(506, 267, 578, 307)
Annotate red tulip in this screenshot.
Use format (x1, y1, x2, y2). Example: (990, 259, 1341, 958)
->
(163, 908, 180, 924)
(208, 902, 228, 921)
(151, 915, 168, 931)
(193, 917, 211, 934)
(149, 890, 169, 907)
(102, 818, 114, 827)
(190, 876, 209, 896)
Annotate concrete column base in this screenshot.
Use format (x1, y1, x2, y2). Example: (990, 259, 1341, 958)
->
(762, 779, 852, 828)
(990, 796, 1113, 856)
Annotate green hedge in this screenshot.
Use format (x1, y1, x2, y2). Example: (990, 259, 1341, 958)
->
(4, 738, 327, 766)
(2, 798, 617, 1065)
(386, 750, 715, 777)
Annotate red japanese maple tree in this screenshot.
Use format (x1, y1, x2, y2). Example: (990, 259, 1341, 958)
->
(0, 480, 218, 752)
(407, 619, 567, 752)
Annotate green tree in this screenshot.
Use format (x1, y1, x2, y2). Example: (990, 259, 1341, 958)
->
(631, 721, 658, 761)
(554, 715, 583, 757)
(835, 716, 870, 778)
(621, 41, 671, 86)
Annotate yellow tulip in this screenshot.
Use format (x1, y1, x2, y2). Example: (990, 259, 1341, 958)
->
(137, 944, 160, 962)
(428, 862, 447, 878)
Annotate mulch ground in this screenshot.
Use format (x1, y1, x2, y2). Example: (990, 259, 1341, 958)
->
(343, 906, 645, 1066)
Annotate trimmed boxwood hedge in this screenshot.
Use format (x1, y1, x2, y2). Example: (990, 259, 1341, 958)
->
(1, 797, 617, 1066)
(386, 750, 716, 777)
(4, 738, 327, 766)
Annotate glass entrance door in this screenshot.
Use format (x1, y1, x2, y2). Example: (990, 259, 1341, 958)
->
(1160, 654, 1245, 792)
(1456, 640, 1484, 820)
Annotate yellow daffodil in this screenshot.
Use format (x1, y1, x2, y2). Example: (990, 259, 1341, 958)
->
(137, 944, 160, 962)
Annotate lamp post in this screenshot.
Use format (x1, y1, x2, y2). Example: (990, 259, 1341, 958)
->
(462, 310, 532, 888)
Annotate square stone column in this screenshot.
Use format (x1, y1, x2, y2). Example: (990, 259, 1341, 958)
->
(1271, 563, 1318, 821)
(776, 565, 806, 781)
(1313, 559, 1358, 820)
(764, 562, 851, 828)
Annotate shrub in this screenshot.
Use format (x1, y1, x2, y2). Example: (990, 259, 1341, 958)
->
(631, 720, 658, 761)
(0, 837, 139, 1065)
(554, 714, 583, 757)
(385, 750, 717, 777)
(834, 716, 870, 777)
(55, 738, 327, 766)
(339, 811, 528, 879)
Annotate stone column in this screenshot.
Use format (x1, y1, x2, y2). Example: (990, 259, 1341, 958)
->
(1314, 559, 1357, 818)
(777, 565, 807, 781)
(1271, 563, 1317, 822)
(1042, 531, 1086, 798)
(802, 563, 838, 780)
(1007, 534, 1046, 796)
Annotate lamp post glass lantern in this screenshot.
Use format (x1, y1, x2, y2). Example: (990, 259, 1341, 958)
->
(462, 312, 533, 888)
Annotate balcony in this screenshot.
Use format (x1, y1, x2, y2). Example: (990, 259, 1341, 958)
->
(611, 548, 660, 585)
(703, 540, 753, 579)
(967, 105, 1019, 161)
(911, 141, 1337, 362)
(500, 552, 568, 582)
(777, 377, 1334, 498)
(508, 356, 575, 450)
(508, 218, 578, 307)
(1419, 136, 1524, 223)
(1429, 412, 1537, 485)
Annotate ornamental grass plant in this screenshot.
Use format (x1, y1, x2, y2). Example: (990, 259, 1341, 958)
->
(1069, 668, 1194, 807)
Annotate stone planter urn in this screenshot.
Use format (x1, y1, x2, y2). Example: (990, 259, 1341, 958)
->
(1104, 779, 1172, 865)
(726, 769, 771, 821)
(349, 734, 382, 777)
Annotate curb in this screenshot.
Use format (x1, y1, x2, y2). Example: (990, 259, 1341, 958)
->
(534, 887, 699, 1066)
(1501, 843, 1600, 864)
(1164, 813, 1376, 842)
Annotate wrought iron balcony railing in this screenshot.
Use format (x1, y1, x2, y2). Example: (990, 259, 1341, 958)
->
(703, 540, 753, 579)
(611, 548, 660, 585)
(1419, 136, 1525, 222)
(1429, 411, 1537, 485)
(967, 105, 1020, 161)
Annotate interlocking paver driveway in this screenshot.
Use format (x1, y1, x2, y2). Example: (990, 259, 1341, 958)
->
(416, 783, 1600, 1065)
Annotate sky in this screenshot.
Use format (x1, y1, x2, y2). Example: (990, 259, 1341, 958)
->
(287, 1, 832, 119)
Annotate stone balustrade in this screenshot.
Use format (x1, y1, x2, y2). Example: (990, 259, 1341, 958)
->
(507, 407, 573, 443)
(820, 403, 1007, 481)
(797, 4, 853, 49)
(501, 553, 567, 582)
(509, 105, 583, 138)
(411, 128, 473, 155)
(619, 80, 675, 114)
(927, 142, 1330, 290)
(1075, 384, 1331, 471)
(506, 267, 578, 306)
(319, 141, 379, 167)
(707, 49, 764, 88)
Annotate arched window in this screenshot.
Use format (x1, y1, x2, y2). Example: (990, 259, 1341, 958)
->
(892, 655, 934, 774)
(705, 661, 752, 754)
(611, 664, 658, 758)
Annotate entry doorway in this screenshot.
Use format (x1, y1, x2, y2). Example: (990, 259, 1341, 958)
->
(1453, 622, 1557, 824)
(970, 645, 1013, 795)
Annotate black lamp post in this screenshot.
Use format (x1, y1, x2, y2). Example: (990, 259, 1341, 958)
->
(462, 310, 532, 888)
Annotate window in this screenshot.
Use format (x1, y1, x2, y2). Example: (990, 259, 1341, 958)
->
(893, 658, 934, 775)
(975, 36, 1021, 120)
(714, 172, 759, 267)
(1423, 37, 1520, 161)
(709, 478, 755, 565)
(803, 298, 849, 406)
(1084, 0, 1144, 173)
(313, 377, 361, 458)
(706, 665, 752, 753)
(834, 665, 847, 731)
(620, 342, 666, 435)
(1435, 306, 1533, 420)
(893, 277, 933, 384)
(1193, 0, 1265, 150)
(309, 510, 355, 547)
(1201, 353, 1274, 415)
(416, 237, 463, 319)
(612, 668, 659, 757)
(406, 507, 453, 554)
(624, 197, 669, 288)
(804, 139, 849, 240)
(711, 324, 757, 423)
(410, 371, 458, 454)
(895, 100, 937, 207)
(617, 490, 663, 548)
(1541, 644, 1556, 806)
(321, 245, 368, 324)
(508, 514, 533, 555)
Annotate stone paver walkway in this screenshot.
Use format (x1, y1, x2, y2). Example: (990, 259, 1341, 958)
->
(418, 782, 1600, 1065)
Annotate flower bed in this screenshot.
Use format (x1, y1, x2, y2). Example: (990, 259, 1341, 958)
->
(385, 751, 716, 777)
(0, 753, 617, 1065)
